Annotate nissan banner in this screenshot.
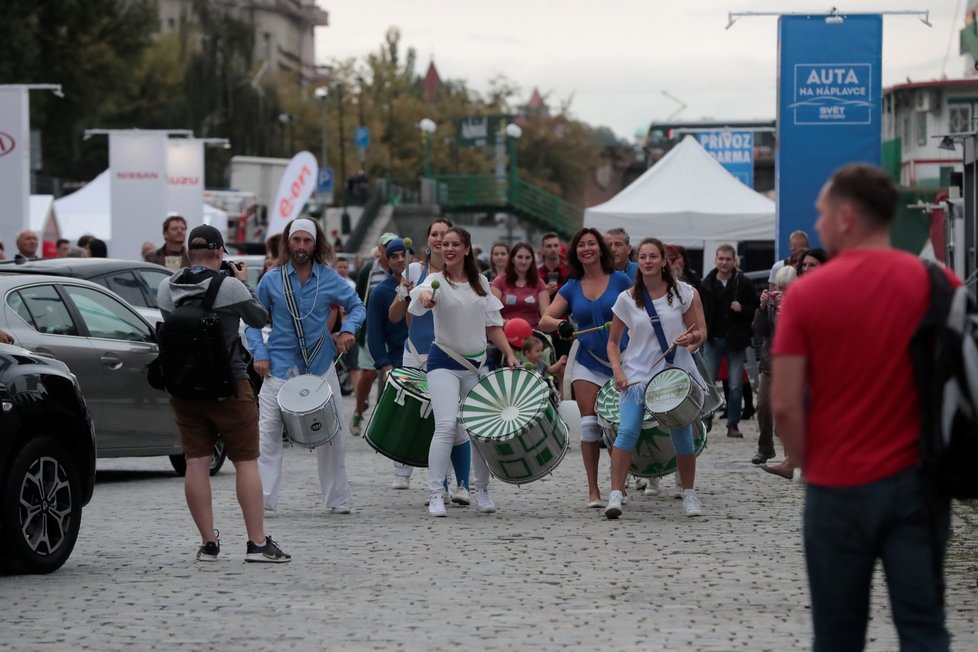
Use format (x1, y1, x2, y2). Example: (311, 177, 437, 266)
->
(110, 131, 168, 261)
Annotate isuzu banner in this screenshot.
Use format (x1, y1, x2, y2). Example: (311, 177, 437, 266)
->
(698, 130, 754, 188)
(0, 87, 30, 256)
(267, 151, 318, 236)
(776, 14, 882, 257)
(110, 131, 168, 260)
(166, 138, 204, 229)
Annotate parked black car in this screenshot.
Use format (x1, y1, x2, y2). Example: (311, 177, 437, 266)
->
(0, 343, 95, 574)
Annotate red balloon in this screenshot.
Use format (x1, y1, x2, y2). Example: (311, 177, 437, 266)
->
(504, 318, 532, 348)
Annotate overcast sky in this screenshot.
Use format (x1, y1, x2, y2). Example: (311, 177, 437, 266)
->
(315, 1, 967, 140)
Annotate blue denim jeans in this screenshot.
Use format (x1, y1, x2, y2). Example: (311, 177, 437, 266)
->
(615, 384, 694, 455)
(703, 338, 745, 428)
(804, 466, 950, 652)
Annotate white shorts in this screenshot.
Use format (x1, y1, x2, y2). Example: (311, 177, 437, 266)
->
(571, 358, 611, 387)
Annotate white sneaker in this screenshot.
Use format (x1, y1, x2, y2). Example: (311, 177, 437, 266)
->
(672, 474, 684, 499)
(634, 476, 648, 491)
(475, 489, 496, 513)
(450, 486, 470, 506)
(391, 476, 410, 490)
(604, 490, 623, 519)
(644, 477, 661, 496)
(682, 489, 702, 517)
(330, 505, 351, 514)
(428, 494, 446, 517)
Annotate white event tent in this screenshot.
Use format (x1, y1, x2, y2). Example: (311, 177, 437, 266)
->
(584, 135, 775, 249)
(52, 170, 228, 257)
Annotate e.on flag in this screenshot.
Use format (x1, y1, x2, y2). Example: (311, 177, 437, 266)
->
(267, 151, 318, 237)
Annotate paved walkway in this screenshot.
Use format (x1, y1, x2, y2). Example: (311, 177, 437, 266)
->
(2, 394, 976, 651)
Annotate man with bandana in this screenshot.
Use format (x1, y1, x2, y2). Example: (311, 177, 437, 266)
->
(246, 218, 366, 515)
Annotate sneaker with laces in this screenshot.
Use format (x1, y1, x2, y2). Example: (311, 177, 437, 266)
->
(450, 486, 470, 506)
(428, 493, 447, 517)
(349, 413, 363, 437)
(245, 536, 292, 563)
(391, 476, 410, 490)
(196, 529, 220, 562)
(644, 476, 661, 496)
(604, 490, 623, 519)
(682, 489, 702, 517)
(475, 489, 496, 513)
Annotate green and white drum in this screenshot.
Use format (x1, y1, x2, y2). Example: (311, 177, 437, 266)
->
(364, 367, 435, 467)
(596, 379, 708, 478)
(460, 368, 569, 485)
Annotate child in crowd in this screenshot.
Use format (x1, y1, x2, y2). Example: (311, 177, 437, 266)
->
(521, 335, 567, 378)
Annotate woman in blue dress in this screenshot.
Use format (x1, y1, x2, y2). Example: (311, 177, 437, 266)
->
(540, 228, 632, 507)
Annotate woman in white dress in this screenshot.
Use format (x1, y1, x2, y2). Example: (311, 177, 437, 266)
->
(605, 237, 707, 519)
(410, 227, 518, 517)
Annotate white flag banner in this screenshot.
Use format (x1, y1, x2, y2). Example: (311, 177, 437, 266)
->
(267, 151, 318, 236)
(0, 87, 31, 257)
(166, 138, 204, 230)
(110, 132, 168, 261)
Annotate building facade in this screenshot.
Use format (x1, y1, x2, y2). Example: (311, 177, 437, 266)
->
(157, 0, 329, 86)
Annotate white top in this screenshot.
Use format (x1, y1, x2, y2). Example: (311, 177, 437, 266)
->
(409, 271, 503, 356)
(611, 281, 703, 385)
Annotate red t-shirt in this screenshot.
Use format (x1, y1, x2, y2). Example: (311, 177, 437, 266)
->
(773, 249, 957, 487)
(492, 275, 548, 330)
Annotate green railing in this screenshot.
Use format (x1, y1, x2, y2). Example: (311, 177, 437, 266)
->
(432, 174, 580, 239)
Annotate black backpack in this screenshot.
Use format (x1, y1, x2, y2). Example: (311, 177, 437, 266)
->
(910, 262, 978, 501)
(154, 271, 237, 400)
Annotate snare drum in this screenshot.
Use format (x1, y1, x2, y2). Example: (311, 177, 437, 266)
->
(601, 419, 709, 478)
(364, 367, 435, 467)
(277, 374, 341, 449)
(644, 368, 705, 428)
(460, 368, 569, 485)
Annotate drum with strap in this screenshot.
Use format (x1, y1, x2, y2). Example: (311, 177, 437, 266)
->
(460, 367, 569, 485)
(277, 374, 341, 449)
(365, 367, 435, 467)
(644, 368, 705, 429)
(597, 379, 708, 477)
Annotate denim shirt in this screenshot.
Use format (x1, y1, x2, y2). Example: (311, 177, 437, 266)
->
(246, 261, 366, 380)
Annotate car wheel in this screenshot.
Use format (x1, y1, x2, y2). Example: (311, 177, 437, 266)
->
(169, 438, 226, 477)
(0, 436, 83, 574)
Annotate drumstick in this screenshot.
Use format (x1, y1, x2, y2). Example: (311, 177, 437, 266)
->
(403, 237, 413, 249)
(572, 321, 610, 337)
(621, 324, 695, 388)
(429, 279, 440, 302)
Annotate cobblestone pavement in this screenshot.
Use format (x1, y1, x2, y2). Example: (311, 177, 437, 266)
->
(1, 392, 976, 651)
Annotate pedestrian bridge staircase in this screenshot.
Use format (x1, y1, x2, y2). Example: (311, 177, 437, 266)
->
(431, 174, 581, 239)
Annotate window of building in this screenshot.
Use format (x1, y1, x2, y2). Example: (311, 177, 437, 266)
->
(902, 116, 911, 151)
(917, 113, 927, 147)
(949, 105, 972, 134)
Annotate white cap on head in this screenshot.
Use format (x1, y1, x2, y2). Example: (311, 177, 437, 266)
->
(290, 218, 318, 241)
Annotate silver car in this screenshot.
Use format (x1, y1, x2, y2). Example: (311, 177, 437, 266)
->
(0, 274, 225, 475)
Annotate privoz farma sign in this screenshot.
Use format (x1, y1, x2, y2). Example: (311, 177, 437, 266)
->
(790, 64, 873, 125)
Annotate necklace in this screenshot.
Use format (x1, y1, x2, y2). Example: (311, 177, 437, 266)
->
(287, 268, 320, 321)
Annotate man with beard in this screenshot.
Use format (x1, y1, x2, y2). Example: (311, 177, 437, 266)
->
(245, 218, 366, 514)
(145, 213, 191, 271)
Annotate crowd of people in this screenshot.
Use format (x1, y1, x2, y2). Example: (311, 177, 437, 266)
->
(2, 163, 952, 647)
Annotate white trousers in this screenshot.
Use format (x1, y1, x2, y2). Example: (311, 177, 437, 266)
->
(427, 367, 489, 495)
(258, 368, 351, 511)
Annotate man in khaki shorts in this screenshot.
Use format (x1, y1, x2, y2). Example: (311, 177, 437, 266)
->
(159, 225, 291, 563)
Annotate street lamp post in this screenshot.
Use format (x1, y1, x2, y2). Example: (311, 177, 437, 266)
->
(313, 86, 328, 170)
(505, 123, 522, 204)
(419, 118, 436, 178)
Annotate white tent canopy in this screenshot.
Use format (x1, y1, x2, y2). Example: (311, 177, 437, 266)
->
(29, 195, 61, 240)
(584, 135, 775, 248)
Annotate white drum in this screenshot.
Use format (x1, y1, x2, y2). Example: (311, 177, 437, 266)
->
(644, 368, 705, 429)
(277, 374, 341, 449)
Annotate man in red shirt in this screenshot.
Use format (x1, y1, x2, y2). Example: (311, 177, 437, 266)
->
(772, 163, 952, 651)
(538, 232, 570, 298)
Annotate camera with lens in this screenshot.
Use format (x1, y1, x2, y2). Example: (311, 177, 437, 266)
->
(219, 260, 243, 277)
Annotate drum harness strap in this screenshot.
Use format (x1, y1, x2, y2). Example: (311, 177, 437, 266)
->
(405, 263, 429, 361)
(433, 341, 482, 373)
(281, 264, 328, 370)
(641, 286, 677, 366)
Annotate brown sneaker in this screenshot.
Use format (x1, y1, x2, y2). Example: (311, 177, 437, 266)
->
(726, 426, 743, 438)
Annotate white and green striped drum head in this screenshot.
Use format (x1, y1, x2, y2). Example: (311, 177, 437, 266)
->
(389, 366, 429, 399)
(595, 379, 621, 428)
(460, 368, 549, 440)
